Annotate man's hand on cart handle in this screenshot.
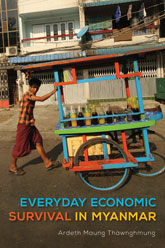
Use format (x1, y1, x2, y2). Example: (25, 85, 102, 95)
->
(50, 87, 58, 96)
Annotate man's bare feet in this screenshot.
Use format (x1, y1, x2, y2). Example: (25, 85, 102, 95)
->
(45, 160, 53, 169)
(9, 168, 25, 176)
(9, 165, 17, 172)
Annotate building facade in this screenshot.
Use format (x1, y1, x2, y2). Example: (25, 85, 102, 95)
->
(5, 0, 165, 106)
(0, 0, 19, 107)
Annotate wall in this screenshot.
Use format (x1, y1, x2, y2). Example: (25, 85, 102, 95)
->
(23, 71, 57, 105)
(24, 83, 57, 105)
(18, 0, 79, 14)
(19, 2, 80, 54)
(22, 72, 157, 106)
(89, 78, 156, 100)
(63, 83, 86, 104)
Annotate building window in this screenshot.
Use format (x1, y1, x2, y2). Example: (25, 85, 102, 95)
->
(1, 0, 6, 11)
(8, 10, 18, 31)
(33, 21, 75, 42)
(0, 33, 3, 52)
(2, 11, 7, 22)
(0, 13, 2, 32)
(0, 0, 19, 53)
(61, 23, 66, 40)
(3, 33, 8, 46)
(7, 0, 17, 10)
(53, 24, 58, 41)
(9, 31, 18, 46)
(46, 25, 51, 41)
(68, 22, 73, 40)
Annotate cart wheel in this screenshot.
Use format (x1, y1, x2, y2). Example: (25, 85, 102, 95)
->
(128, 130, 165, 177)
(74, 137, 130, 191)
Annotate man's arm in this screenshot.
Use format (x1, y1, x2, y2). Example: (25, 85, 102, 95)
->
(29, 88, 57, 102)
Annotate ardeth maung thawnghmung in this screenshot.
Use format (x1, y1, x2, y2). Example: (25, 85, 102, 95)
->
(19, 197, 157, 208)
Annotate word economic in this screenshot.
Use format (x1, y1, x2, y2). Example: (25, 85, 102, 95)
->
(19, 197, 156, 208)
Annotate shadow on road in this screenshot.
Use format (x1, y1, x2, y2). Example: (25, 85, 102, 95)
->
(22, 142, 63, 169)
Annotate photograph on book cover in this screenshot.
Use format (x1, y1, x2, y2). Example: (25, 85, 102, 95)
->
(0, 1, 165, 247)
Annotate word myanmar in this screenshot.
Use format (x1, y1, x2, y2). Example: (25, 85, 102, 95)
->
(75, 211, 156, 222)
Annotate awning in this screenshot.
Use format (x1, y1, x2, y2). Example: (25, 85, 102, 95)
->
(9, 42, 165, 68)
(84, 0, 141, 8)
(87, 42, 165, 56)
(9, 51, 86, 64)
(9, 42, 165, 70)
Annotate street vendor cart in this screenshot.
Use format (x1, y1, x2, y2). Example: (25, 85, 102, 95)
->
(53, 59, 165, 191)
(15, 51, 165, 191)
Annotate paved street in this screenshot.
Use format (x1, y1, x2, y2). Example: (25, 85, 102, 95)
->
(0, 101, 165, 248)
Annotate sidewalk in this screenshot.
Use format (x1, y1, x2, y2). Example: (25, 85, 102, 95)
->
(0, 104, 59, 141)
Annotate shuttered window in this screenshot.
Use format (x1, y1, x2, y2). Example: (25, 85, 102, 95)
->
(32, 21, 75, 42)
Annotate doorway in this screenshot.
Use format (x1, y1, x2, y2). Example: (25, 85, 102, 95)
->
(8, 69, 18, 105)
